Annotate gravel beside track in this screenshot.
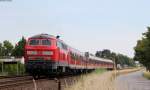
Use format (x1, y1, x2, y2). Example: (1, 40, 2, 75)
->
(0, 76, 33, 89)
(0, 75, 81, 90)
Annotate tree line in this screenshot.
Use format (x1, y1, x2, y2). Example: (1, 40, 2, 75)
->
(134, 27, 150, 71)
(95, 49, 135, 68)
(0, 37, 26, 58)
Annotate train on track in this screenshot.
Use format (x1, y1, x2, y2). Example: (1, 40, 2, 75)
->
(24, 34, 114, 77)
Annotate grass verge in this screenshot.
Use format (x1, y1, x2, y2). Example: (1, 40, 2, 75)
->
(65, 68, 142, 90)
(143, 71, 150, 80)
(65, 69, 115, 90)
(94, 68, 107, 74)
(116, 68, 142, 76)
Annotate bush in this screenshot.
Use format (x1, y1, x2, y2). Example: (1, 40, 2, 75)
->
(0, 62, 25, 76)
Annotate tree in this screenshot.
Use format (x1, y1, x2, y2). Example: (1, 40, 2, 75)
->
(12, 37, 26, 57)
(101, 49, 111, 59)
(0, 43, 2, 56)
(96, 49, 111, 59)
(134, 27, 150, 71)
(3, 40, 14, 56)
(96, 49, 135, 68)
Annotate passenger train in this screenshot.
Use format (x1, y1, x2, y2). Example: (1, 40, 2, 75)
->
(24, 34, 114, 77)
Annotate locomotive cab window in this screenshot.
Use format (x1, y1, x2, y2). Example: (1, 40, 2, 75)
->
(29, 39, 40, 45)
(42, 39, 51, 45)
(57, 41, 68, 50)
(57, 41, 62, 49)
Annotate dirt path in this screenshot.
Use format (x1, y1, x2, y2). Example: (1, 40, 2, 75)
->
(116, 70, 150, 90)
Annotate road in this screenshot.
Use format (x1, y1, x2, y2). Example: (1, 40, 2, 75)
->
(116, 70, 150, 90)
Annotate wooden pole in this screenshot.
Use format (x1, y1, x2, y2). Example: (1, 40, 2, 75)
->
(58, 79, 61, 90)
(114, 58, 117, 78)
(55, 78, 61, 90)
(2, 62, 3, 74)
(16, 61, 19, 75)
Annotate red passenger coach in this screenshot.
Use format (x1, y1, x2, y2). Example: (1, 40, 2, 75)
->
(24, 34, 114, 77)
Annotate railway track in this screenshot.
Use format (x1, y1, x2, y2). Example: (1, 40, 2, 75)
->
(0, 75, 33, 89)
(0, 74, 82, 90)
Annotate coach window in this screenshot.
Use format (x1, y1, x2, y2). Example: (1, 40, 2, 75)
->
(70, 52, 74, 60)
(42, 39, 51, 45)
(75, 54, 79, 60)
(70, 52, 73, 59)
(62, 43, 68, 50)
(80, 56, 83, 61)
(70, 52, 75, 60)
(73, 53, 76, 60)
(64, 44, 68, 50)
(74, 54, 77, 60)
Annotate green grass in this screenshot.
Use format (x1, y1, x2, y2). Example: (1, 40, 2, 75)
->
(94, 68, 107, 74)
(143, 71, 150, 80)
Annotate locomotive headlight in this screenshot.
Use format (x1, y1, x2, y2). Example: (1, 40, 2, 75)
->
(42, 51, 53, 55)
(27, 51, 37, 55)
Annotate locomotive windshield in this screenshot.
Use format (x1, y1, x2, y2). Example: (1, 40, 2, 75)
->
(29, 39, 51, 46)
(29, 39, 40, 45)
(42, 39, 51, 45)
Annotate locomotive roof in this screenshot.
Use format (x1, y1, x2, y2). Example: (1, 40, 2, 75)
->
(30, 34, 66, 43)
(30, 34, 56, 39)
(89, 55, 113, 63)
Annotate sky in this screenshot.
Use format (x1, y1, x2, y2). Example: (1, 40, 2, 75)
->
(0, 0, 150, 57)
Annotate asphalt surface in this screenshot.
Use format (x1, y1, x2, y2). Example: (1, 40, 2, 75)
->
(116, 70, 150, 90)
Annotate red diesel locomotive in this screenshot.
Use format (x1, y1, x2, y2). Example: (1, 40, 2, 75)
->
(24, 34, 114, 76)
